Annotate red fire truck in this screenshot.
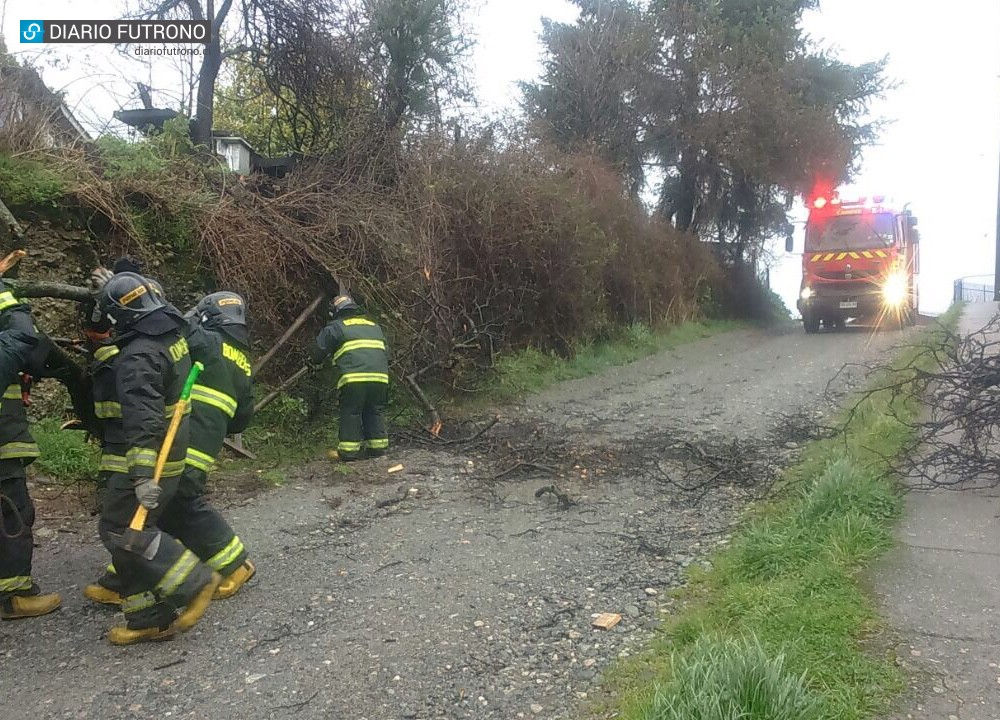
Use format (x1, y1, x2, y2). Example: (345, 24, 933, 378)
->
(790, 193, 920, 333)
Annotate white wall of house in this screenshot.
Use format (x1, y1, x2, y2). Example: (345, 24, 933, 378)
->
(213, 137, 252, 175)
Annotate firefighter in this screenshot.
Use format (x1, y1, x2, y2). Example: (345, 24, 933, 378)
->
(92, 272, 219, 645)
(310, 294, 389, 460)
(84, 291, 256, 605)
(0, 282, 60, 620)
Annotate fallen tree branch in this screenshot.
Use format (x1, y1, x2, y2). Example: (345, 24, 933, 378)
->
(255, 293, 326, 375)
(7, 280, 90, 302)
(0, 196, 25, 247)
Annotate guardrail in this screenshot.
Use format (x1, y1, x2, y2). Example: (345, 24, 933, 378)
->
(954, 275, 996, 303)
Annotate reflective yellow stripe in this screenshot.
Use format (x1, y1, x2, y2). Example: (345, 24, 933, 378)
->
(862, 251, 873, 259)
(823, 253, 835, 261)
(156, 549, 199, 596)
(0, 441, 40, 460)
(337, 372, 389, 389)
(332, 339, 387, 363)
(875, 250, 887, 258)
(99, 453, 129, 473)
(810, 253, 822, 261)
(338, 441, 363, 452)
(164, 402, 192, 418)
(849, 252, 860, 259)
(0, 575, 33, 592)
(107, 564, 117, 574)
(190, 384, 237, 418)
(0, 291, 20, 312)
(342, 318, 375, 326)
(206, 536, 245, 572)
(122, 591, 156, 614)
(365, 438, 389, 450)
(186, 447, 216, 472)
(126, 447, 158, 468)
(94, 401, 122, 418)
(161, 459, 185, 478)
(3, 384, 21, 400)
(94, 345, 119, 362)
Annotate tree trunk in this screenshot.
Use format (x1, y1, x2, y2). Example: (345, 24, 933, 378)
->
(674, 148, 699, 232)
(192, 41, 223, 146)
(191, 0, 234, 147)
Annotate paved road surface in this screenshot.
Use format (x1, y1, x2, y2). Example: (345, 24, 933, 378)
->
(1, 323, 907, 720)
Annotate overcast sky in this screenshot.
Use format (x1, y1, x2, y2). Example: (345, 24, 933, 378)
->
(2, 0, 999, 315)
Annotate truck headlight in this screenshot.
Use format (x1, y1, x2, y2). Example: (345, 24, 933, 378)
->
(882, 272, 907, 306)
(800, 286, 813, 300)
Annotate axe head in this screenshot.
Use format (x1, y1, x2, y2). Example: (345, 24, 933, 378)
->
(115, 527, 162, 561)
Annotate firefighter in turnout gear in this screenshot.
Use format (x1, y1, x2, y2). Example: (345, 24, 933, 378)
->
(92, 273, 219, 645)
(84, 292, 256, 605)
(0, 283, 61, 620)
(310, 295, 389, 460)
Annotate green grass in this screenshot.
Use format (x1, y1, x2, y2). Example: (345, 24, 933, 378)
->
(472, 319, 744, 404)
(596, 306, 961, 720)
(31, 418, 100, 483)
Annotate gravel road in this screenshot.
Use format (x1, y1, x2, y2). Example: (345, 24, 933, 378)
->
(1, 324, 908, 720)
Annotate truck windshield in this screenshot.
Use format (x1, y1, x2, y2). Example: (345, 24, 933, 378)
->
(805, 212, 896, 252)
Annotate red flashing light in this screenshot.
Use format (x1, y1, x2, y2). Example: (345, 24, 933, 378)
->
(813, 197, 828, 209)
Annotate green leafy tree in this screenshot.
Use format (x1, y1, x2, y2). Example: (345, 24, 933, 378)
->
(527, 0, 888, 266)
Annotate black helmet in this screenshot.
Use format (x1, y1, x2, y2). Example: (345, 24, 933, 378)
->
(195, 291, 247, 330)
(330, 294, 358, 317)
(99, 272, 165, 331)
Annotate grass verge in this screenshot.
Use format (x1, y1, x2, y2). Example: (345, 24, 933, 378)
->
(594, 307, 961, 720)
(31, 418, 100, 484)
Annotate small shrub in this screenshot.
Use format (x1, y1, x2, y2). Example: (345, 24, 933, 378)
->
(0, 155, 67, 206)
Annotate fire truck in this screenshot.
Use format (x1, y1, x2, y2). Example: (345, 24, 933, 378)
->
(790, 193, 920, 333)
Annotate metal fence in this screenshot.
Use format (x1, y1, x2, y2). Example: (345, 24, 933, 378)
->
(954, 275, 996, 303)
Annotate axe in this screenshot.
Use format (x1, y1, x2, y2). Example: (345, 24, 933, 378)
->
(122, 361, 203, 557)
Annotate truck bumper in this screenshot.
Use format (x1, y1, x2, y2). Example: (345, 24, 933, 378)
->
(797, 292, 883, 319)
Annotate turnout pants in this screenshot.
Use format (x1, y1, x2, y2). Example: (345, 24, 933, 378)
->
(97, 471, 214, 630)
(157, 467, 247, 577)
(0, 459, 36, 601)
(98, 467, 248, 593)
(337, 382, 389, 460)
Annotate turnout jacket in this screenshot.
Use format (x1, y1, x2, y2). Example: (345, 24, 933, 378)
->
(311, 310, 389, 388)
(91, 320, 192, 480)
(0, 295, 46, 464)
(183, 324, 254, 473)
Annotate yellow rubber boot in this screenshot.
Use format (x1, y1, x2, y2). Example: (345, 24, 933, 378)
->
(174, 572, 221, 632)
(108, 624, 176, 646)
(214, 560, 256, 600)
(0, 592, 62, 620)
(83, 584, 122, 606)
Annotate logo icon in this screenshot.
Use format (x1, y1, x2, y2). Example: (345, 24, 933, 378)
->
(20, 20, 44, 43)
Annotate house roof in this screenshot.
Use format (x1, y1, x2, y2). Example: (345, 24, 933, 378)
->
(0, 64, 90, 142)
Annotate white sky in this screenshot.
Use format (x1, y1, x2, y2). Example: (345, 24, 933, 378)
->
(2, 0, 999, 315)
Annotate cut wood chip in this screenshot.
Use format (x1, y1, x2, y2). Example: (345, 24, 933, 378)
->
(591, 613, 622, 630)
(387, 464, 404, 474)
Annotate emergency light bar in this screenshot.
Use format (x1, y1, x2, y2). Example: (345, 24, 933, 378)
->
(811, 194, 888, 210)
